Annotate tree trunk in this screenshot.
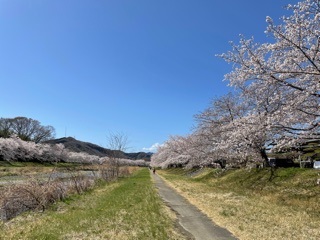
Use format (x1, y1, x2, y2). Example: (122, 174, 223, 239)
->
(260, 148, 269, 166)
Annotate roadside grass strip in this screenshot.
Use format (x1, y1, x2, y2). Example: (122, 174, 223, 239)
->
(0, 168, 185, 240)
(158, 168, 320, 240)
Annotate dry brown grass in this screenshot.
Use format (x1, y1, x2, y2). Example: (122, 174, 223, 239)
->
(0, 164, 138, 221)
(159, 168, 320, 240)
(0, 175, 96, 220)
(0, 165, 54, 178)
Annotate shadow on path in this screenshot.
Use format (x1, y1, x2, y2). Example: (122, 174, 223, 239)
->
(151, 172, 238, 240)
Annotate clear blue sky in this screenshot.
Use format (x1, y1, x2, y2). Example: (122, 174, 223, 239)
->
(0, 0, 297, 152)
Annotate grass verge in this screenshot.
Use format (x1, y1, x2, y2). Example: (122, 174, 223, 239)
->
(0, 168, 185, 240)
(158, 167, 320, 240)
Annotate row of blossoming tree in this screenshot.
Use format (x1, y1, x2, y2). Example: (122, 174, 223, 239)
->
(151, 0, 320, 169)
(0, 135, 148, 167)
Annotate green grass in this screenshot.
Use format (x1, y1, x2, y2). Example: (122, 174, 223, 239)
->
(0, 168, 184, 240)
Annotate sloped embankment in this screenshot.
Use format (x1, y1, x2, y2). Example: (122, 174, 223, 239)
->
(159, 167, 320, 240)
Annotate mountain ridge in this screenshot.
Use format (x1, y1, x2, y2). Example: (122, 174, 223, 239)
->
(45, 137, 152, 161)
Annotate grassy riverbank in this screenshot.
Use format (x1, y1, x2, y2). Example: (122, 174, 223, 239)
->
(158, 167, 320, 240)
(0, 168, 185, 240)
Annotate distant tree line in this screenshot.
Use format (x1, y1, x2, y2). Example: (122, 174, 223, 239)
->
(0, 135, 148, 166)
(0, 117, 55, 143)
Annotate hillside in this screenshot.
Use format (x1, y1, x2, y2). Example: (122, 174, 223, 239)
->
(45, 137, 152, 161)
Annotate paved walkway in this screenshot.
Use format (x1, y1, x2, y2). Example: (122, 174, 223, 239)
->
(151, 172, 238, 240)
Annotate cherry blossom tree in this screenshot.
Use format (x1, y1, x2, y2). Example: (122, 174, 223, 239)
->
(152, 0, 320, 169)
(219, 0, 320, 148)
(194, 93, 257, 164)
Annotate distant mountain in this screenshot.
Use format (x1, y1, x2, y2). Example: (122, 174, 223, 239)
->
(45, 137, 152, 161)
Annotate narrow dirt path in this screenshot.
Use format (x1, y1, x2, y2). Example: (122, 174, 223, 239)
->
(151, 171, 238, 240)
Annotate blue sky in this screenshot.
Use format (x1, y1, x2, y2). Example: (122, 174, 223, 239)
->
(0, 0, 297, 152)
